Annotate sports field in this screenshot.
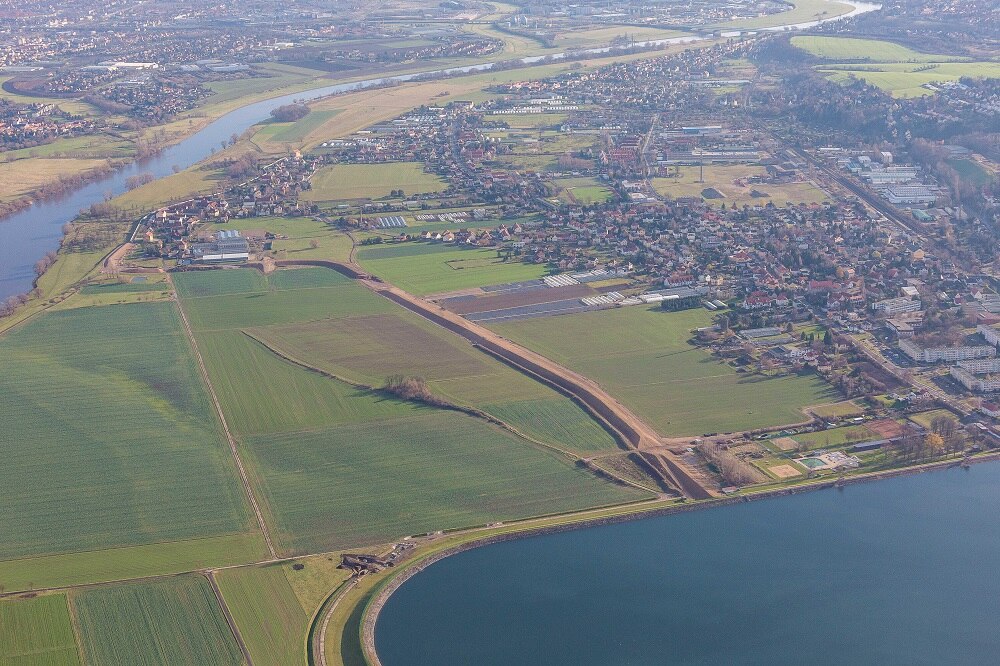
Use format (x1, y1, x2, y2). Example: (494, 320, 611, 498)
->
(490, 307, 839, 437)
(174, 267, 643, 555)
(71, 576, 243, 666)
(554, 177, 614, 205)
(0, 302, 256, 564)
(0, 593, 81, 665)
(303, 162, 446, 201)
(355, 242, 547, 295)
(791, 36, 968, 63)
(651, 165, 828, 207)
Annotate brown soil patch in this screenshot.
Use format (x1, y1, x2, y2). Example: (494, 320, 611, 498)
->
(769, 464, 801, 479)
(772, 436, 799, 451)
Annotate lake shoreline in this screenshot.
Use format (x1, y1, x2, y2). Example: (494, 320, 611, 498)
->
(361, 448, 1000, 665)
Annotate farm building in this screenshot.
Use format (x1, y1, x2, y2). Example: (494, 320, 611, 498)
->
(191, 230, 249, 262)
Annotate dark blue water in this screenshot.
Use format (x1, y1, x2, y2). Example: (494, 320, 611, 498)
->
(376, 465, 1000, 665)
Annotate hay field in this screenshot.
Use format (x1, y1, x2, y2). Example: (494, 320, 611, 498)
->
(491, 307, 839, 437)
(72, 576, 243, 666)
(0, 594, 81, 665)
(356, 242, 547, 295)
(0, 302, 256, 563)
(0, 157, 110, 203)
(174, 267, 641, 555)
(303, 162, 446, 202)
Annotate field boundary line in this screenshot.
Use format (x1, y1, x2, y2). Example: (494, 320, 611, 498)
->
(206, 571, 255, 666)
(171, 286, 277, 559)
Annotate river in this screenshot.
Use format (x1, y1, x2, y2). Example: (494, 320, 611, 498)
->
(375, 464, 1000, 665)
(0, 1, 879, 299)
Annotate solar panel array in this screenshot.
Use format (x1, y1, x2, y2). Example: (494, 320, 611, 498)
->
(376, 216, 407, 228)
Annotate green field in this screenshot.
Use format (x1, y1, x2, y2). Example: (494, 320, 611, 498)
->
(255, 109, 340, 143)
(788, 424, 874, 450)
(791, 36, 968, 63)
(0, 594, 81, 665)
(948, 158, 996, 187)
(491, 307, 839, 437)
(554, 177, 614, 205)
(72, 576, 243, 666)
(217, 564, 306, 666)
(356, 242, 547, 295)
(0, 302, 256, 564)
(243, 412, 640, 552)
(303, 162, 446, 201)
(715, 0, 853, 29)
(174, 267, 641, 554)
(818, 62, 1000, 97)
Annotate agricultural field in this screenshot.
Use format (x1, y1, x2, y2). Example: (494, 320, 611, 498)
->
(791, 36, 968, 63)
(71, 576, 243, 666)
(355, 242, 547, 295)
(817, 62, 1000, 97)
(254, 110, 340, 145)
(0, 593, 81, 666)
(0, 301, 257, 565)
(553, 176, 614, 205)
(175, 267, 642, 554)
(303, 162, 446, 202)
(217, 564, 307, 666)
(490, 306, 840, 437)
(651, 165, 829, 208)
(242, 411, 640, 553)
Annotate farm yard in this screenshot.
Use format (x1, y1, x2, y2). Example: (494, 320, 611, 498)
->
(302, 162, 446, 202)
(71, 576, 243, 666)
(174, 267, 645, 555)
(0, 301, 260, 580)
(490, 306, 839, 437)
(355, 242, 548, 295)
(651, 165, 829, 208)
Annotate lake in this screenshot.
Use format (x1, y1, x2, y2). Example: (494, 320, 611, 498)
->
(376, 464, 1000, 665)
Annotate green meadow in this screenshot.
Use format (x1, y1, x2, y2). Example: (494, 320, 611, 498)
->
(0, 594, 81, 665)
(491, 307, 839, 437)
(355, 242, 547, 295)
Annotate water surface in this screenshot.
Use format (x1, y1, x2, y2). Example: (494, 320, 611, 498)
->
(376, 465, 1000, 665)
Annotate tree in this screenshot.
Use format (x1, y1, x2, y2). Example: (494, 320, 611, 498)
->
(270, 103, 310, 123)
(924, 433, 945, 458)
(823, 330, 833, 346)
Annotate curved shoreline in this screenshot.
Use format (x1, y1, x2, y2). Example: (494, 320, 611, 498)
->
(361, 449, 1000, 665)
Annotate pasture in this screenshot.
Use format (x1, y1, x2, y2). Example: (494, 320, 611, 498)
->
(72, 576, 243, 666)
(303, 162, 446, 202)
(355, 242, 547, 295)
(651, 165, 829, 207)
(0, 302, 256, 563)
(255, 109, 340, 145)
(0, 594, 81, 666)
(0, 157, 110, 203)
(791, 36, 967, 62)
(491, 307, 839, 437)
(241, 411, 642, 553)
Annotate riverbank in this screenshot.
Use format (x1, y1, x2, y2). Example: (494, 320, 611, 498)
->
(356, 448, 1000, 665)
